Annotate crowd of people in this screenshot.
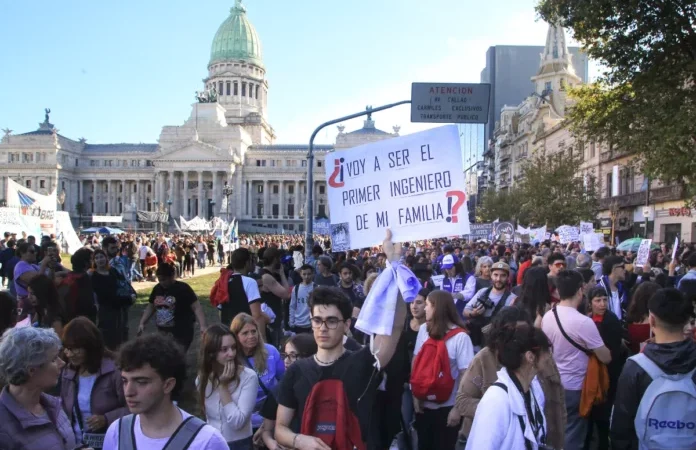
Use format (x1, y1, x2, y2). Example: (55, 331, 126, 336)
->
(0, 227, 695, 450)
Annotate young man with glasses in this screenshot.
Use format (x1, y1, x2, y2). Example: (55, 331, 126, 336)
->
(599, 256, 628, 322)
(274, 230, 408, 450)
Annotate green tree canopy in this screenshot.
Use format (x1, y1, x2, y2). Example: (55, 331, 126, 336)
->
(537, 0, 696, 201)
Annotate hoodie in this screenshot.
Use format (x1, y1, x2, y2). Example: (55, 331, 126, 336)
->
(610, 339, 696, 450)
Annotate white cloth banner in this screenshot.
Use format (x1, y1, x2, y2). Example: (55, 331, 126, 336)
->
(0, 207, 41, 237)
(6, 179, 56, 236)
(529, 226, 547, 242)
(635, 239, 652, 267)
(55, 211, 82, 255)
(325, 125, 470, 250)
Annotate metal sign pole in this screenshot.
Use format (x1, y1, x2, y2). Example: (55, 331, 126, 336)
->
(304, 100, 411, 261)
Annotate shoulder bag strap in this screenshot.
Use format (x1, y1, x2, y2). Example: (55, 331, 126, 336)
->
(491, 383, 533, 450)
(490, 290, 511, 318)
(162, 416, 206, 450)
(243, 356, 272, 397)
(629, 353, 664, 380)
(72, 375, 85, 433)
(118, 414, 136, 450)
(552, 306, 591, 355)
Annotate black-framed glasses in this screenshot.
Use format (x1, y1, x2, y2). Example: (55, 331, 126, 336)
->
(281, 352, 299, 361)
(310, 316, 344, 330)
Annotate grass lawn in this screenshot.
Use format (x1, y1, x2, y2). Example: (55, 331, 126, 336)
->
(130, 271, 222, 416)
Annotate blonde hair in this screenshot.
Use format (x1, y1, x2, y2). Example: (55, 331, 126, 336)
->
(364, 273, 378, 295)
(230, 313, 268, 374)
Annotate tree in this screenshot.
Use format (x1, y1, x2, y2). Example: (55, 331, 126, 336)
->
(516, 149, 599, 229)
(477, 189, 523, 223)
(537, 0, 696, 202)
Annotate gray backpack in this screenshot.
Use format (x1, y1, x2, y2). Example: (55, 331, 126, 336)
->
(118, 414, 206, 450)
(631, 353, 696, 450)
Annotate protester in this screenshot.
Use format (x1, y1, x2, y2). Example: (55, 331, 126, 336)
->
(412, 290, 473, 450)
(474, 256, 493, 291)
(57, 247, 98, 323)
(598, 255, 628, 322)
(102, 235, 135, 343)
(218, 247, 263, 327)
(515, 266, 553, 328)
(0, 327, 75, 449)
(464, 262, 517, 349)
(465, 323, 552, 450)
(60, 317, 128, 446)
(583, 286, 625, 450)
(0, 292, 17, 336)
(197, 324, 258, 450)
(314, 255, 338, 286)
(13, 241, 53, 320)
(259, 248, 290, 348)
(102, 333, 228, 449)
(27, 274, 65, 334)
(138, 262, 208, 351)
(541, 270, 612, 450)
(230, 313, 284, 432)
(609, 288, 696, 450)
(274, 230, 408, 449)
(91, 248, 129, 350)
(625, 281, 660, 354)
(289, 264, 314, 333)
(254, 333, 318, 450)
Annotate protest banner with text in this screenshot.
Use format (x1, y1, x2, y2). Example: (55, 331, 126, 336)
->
(325, 125, 469, 251)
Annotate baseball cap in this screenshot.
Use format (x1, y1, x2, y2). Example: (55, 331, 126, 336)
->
(441, 254, 456, 270)
(491, 261, 510, 273)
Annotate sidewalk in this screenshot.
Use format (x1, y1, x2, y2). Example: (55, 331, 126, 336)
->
(133, 264, 223, 292)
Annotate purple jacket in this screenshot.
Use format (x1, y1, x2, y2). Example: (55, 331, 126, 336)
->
(59, 358, 128, 431)
(0, 387, 76, 450)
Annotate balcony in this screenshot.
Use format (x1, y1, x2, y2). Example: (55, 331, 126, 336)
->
(499, 149, 511, 161)
(599, 148, 630, 163)
(599, 184, 684, 210)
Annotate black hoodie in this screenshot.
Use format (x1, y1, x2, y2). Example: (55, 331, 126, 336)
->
(610, 339, 696, 450)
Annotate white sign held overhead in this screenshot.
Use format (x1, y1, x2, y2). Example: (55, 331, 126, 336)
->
(325, 125, 470, 250)
(580, 221, 594, 235)
(411, 83, 491, 124)
(635, 239, 653, 268)
(672, 237, 679, 261)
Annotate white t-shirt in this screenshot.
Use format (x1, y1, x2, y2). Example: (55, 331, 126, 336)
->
(138, 245, 151, 260)
(102, 408, 228, 450)
(73, 374, 98, 443)
(413, 323, 474, 409)
(610, 289, 622, 320)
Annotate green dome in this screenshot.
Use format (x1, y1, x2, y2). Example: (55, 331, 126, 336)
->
(209, 1, 263, 67)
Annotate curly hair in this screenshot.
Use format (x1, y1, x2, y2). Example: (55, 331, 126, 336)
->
(0, 327, 61, 386)
(117, 333, 187, 399)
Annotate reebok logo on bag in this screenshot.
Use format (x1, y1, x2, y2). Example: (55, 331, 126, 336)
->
(410, 328, 464, 403)
(630, 353, 696, 450)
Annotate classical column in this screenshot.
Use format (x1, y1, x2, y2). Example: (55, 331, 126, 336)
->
(197, 171, 204, 217)
(278, 180, 284, 218)
(263, 180, 270, 217)
(79, 180, 85, 204)
(168, 171, 175, 217)
(244, 180, 250, 217)
(182, 171, 190, 218)
(212, 171, 219, 217)
(294, 181, 300, 219)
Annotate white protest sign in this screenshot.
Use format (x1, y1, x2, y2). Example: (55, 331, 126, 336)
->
(582, 233, 605, 252)
(580, 221, 594, 235)
(325, 125, 469, 250)
(529, 226, 547, 242)
(672, 237, 679, 262)
(635, 239, 652, 268)
(556, 225, 580, 244)
(431, 274, 445, 289)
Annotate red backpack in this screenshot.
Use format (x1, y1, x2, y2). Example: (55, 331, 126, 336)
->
(209, 268, 232, 307)
(299, 361, 365, 450)
(410, 328, 465, 403)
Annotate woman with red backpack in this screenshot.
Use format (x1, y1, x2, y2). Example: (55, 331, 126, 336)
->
(411, 290, 474, 450)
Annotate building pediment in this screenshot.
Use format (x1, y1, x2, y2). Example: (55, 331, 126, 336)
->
(155, 142, 232, 162)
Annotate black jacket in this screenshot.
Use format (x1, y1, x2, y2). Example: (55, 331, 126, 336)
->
(610, 339, 696, 450)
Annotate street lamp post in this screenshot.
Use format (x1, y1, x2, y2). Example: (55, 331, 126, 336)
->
(167, 199, 172, 232)
(153, 201, 160, 233)
(222, 182, 234, 263)
(304, 100, 411, 260)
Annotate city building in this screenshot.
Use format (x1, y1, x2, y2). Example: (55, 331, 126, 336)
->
(486, 22, 691, 243)
(0, 1, 397, 234)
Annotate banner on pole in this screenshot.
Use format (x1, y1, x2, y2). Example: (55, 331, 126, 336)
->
(6, 179, 56, 236)
(325, 125, 469, 250)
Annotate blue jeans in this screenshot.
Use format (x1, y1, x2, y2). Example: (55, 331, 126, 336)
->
(402, 386, 414, 428)
(127, 259, 143, 281)
(565, 389, 588, 450)
(197, 252, 206, 268)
